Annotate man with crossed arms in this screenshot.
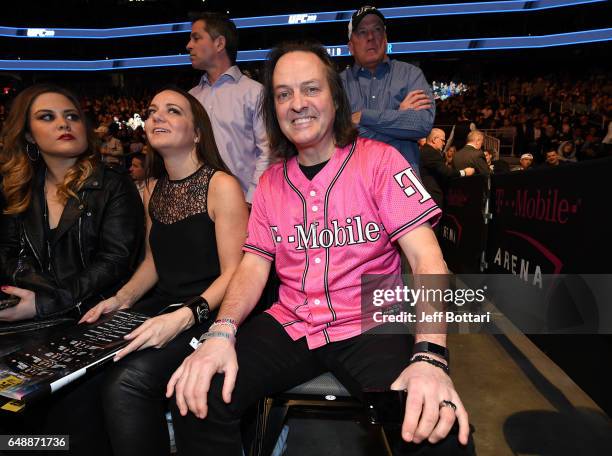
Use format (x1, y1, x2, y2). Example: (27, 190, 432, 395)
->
(165, 42, 472, 455)
(340, 5, 435, 170)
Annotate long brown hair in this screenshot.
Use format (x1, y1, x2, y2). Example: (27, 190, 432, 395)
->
(0, 84, 99, 215)
(145, 87, 231, 180)
(261, 41, 358, 160)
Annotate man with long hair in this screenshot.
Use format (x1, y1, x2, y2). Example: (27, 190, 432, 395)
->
(165, 42, 473, 455)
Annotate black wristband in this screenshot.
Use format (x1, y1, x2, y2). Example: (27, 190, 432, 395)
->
(185, 296, 210, 325)
(410, 354, 450, 375)
(412, 341, 450, 364)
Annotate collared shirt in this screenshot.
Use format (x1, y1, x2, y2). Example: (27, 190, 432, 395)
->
(340, 59, 435, 169)
(244, 137, 440, 349)
(189, 66, 270, 202)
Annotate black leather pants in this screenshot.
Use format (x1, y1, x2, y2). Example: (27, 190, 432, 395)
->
(101, 323, 210, 456)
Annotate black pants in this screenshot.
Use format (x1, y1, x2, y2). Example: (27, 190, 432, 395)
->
(170, 313, 475, 455)
(101, 321, 212, 456)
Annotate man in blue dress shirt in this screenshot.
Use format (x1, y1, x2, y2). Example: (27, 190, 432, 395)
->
(340, 6, 435, 169)
(187, 13, 270, 203)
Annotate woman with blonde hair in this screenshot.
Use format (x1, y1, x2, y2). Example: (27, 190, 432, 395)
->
(0, 83, 144, 321)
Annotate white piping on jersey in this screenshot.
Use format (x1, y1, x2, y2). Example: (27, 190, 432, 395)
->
(282, 320, 301, 327)
(323, 328, 331, 344)
(388, 205, 439, 239)
(244, 243, 274, 260)
(283, 161, 310, 292)
(322, 140, 357, 323)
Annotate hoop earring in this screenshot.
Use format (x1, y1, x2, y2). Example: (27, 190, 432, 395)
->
(25, 143, 40, 161)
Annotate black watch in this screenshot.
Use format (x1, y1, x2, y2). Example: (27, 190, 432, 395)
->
(412, 341, 449, 364)
(185, 296, 210, 325)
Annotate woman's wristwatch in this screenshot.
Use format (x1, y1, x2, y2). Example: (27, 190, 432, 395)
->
(185, 296, 210, 325)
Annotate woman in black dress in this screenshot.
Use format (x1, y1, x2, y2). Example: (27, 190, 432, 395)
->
(80, 87, 248, 455)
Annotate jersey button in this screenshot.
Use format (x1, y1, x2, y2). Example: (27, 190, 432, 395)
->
(310, 190, 316, 197)
(312, 205, 318, 212)
(314, 299, 321, 306)
(314, 258, 321, 264)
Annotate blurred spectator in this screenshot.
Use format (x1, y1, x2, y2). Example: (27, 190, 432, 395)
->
(128, 153, 146, 200)
(129, 128, 145, 154)
(485, 149, 510, 174)
(453, 110, 474, 150)
(558, 122, 573, 142)
(484, 150, 493, 170)
(419, 128, 474, 210)
(444, 145, 456, 167)
(96, 124, 124, 166)
(513, 153, 534, 171)
(541, 125, 560, 156)
(454, 130, 490, 175)
(542, 150, 566, 167)
(558, 141, 577, 162)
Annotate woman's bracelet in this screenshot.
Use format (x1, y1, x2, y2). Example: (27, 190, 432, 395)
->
(409, 354, 450, 375)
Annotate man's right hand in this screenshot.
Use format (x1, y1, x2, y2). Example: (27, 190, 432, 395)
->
(399, 90, 432, 111)
(79, 295, 129, 324)
(463, 167, 475, 176)
(166, 336, 238, 419)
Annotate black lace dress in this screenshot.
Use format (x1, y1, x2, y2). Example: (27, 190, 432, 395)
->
(102, 165, 224, 456)
(148, 164, 220, 303)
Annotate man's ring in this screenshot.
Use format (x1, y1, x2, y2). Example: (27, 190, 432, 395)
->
(440, 400, 457, 412)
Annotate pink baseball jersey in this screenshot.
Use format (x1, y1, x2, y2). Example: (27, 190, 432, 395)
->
(244, 137, 441, 349)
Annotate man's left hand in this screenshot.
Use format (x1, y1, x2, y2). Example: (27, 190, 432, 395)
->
(399, 90, 432, 111)
(351, 111, 362, 126)
(390, 361, 469, 445)
(0, 286, 37, 321)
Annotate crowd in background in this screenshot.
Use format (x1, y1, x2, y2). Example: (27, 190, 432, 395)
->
(1, 74, 611, 166)
(435, 75, 612, 163)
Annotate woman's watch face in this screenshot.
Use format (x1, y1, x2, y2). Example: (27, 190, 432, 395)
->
(196, 304, 208, 323)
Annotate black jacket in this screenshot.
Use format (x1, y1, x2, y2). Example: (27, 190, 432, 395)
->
(0, 163, 144, 318)
(419, 144, 460, 208)
(453, 145, 490, 176)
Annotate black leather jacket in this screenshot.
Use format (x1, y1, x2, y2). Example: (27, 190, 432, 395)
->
(0, 163, 145, 318)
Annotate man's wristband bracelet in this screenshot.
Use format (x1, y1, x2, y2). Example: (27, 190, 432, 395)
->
(210, 318, 238, 336)
(412, 341, 450, 364)
(198, 331, 235, 343)
(410, 354, 450, 375)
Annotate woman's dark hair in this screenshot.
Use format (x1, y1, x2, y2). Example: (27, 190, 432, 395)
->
(145, 86, 231, 180)
(261, 41, 357, 160)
